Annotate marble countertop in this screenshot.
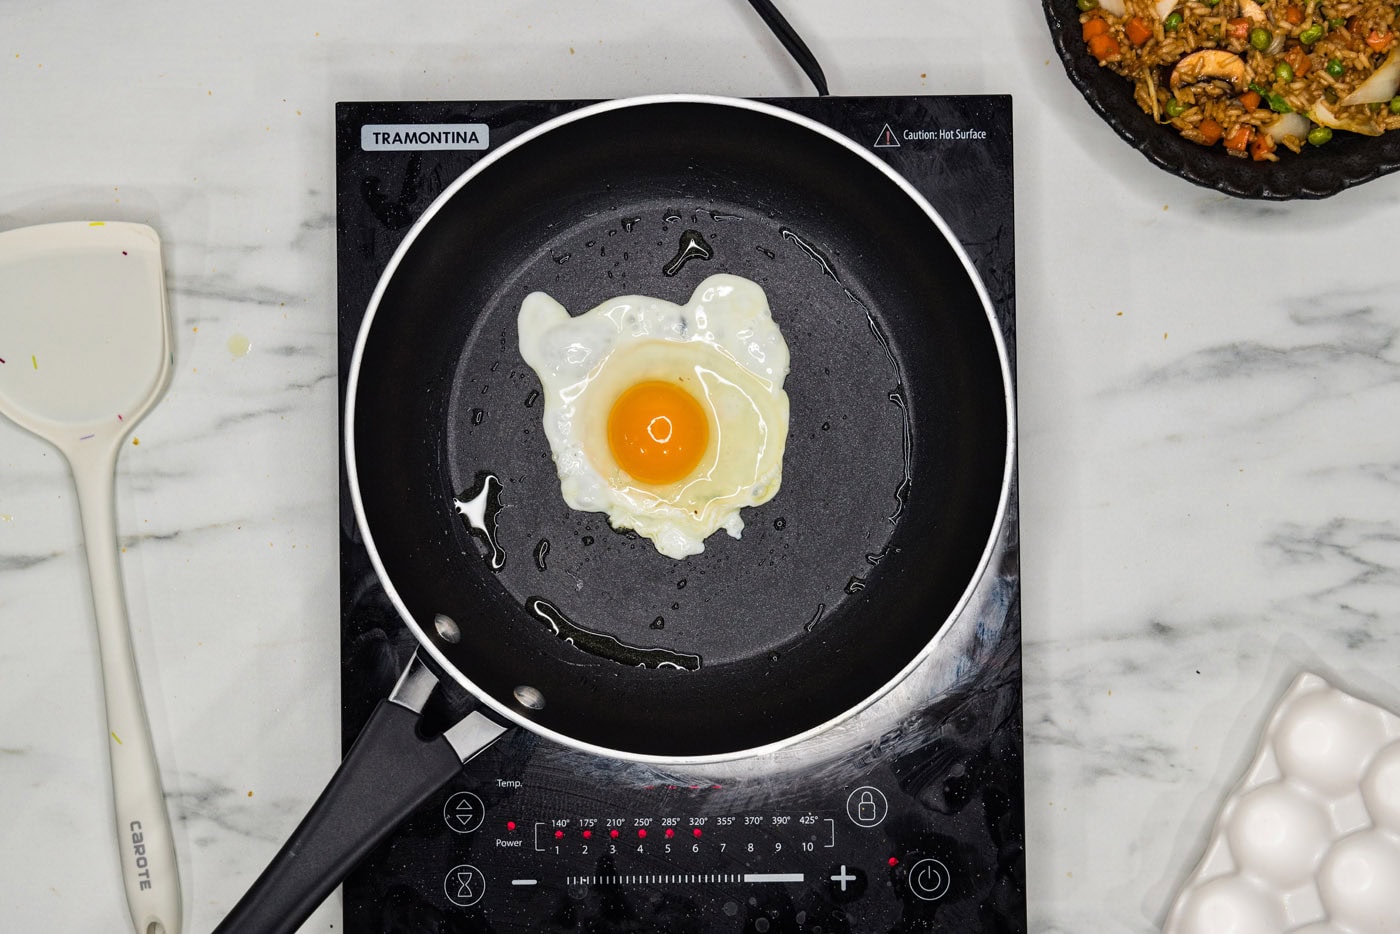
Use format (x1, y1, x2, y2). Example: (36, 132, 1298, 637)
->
(4, 2, 1399, 931)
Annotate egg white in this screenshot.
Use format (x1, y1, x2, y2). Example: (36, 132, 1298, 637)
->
(518, 274, 790, 559)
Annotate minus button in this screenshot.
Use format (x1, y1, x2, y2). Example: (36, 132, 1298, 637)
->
(511, 879, 538, 886)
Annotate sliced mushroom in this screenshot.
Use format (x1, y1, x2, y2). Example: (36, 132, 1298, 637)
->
(1170, 50, 1252, 93)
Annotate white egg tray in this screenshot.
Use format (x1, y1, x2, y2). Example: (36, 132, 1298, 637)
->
(1165, 672, 1400, 934)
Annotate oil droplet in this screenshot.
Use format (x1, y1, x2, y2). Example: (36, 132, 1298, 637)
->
(865, 546, 892, 566)
(621, 216, 640, 232)
(671, 602, 679, 610)
(227, 333, 252, 358)
(768, 652, 780, 662)
(582, 535, 594, 546)
(533, 538, 550, 572)
(528, 598, 699, 670)
(524, 389, 540, 408)
(662, 229, 713, 277)
(844, 577, 867, 595)
(553, 252, 571, 265)
(821, 421, 831, 431)
(453, 473, 506, 570)
(755, 246, 776, 260)
(677, 578, 688, 590)
(471, 408, 485, 425)
(803, 603, 827, 632)
(664, 212, 682, 223)
(708, 210, 741, 222)
(650, 616, 665, 630)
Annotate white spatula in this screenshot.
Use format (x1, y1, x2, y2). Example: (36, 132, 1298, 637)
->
(0, 221, 181, 934)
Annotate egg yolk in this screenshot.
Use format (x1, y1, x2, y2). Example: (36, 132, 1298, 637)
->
(607, 380, 709, 485)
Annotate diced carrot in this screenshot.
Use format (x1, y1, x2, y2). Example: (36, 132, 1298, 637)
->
(1082, 17, 1110, 41)
(1125, 16, 1154, 46)
(1088, 33, 1121, 61)
(1240, 90, 1262, 110)
(1227, 18, 1251, 39)
(1224, 124, 1253, 153)
(1366, 29, 1394, 52)
(1250, 131, 1277, 160)
(1282, 45, 1312, 77)
(1283, 4, 1304, 25)
(1197, 118, 1224, 145)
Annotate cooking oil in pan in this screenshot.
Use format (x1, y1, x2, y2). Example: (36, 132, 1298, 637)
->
(661, 229, 713, 277)
(527, 598, 700, 671)
(780, 226, 914, 523)
(452, 472, 506, 570)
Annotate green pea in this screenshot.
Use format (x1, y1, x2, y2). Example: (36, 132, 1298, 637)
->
(1328, 17, 1346, 27)
(1275, 62, 1295, 83)
(1368, 101, 1384, 114)
(1249, 27, 1272, 51)
(1299, 24, 1325, 45)
(1307, 125, 1333, 145)
(1267, 92, 1293, 113)
(1203, 0, 1220, 6)
(1390, 96, 1400, 114)
(1077, 0, 1097, 11)
(1326, 58, 1345, 77)
(1164, 11, 1184, 31)
(1165, 98, 1188, 117)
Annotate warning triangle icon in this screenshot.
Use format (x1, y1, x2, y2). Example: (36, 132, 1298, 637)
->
(874, 123, 900, 148)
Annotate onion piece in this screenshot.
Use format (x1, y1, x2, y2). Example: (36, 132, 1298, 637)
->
(1155, 0, 1177, 18)
(1265, 112, 1310, 142)
(1339, 48, 1400, 106)
(1310, 99, 1385, 136)
(1098, 0, 1127, 15)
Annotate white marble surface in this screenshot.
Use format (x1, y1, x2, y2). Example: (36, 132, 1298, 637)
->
(3, 1, 1399, 932)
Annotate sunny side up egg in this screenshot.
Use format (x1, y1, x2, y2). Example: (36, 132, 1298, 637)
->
(518, 274, 790, 559)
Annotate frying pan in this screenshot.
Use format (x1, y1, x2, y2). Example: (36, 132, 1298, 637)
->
(216, 95, 1014, 933)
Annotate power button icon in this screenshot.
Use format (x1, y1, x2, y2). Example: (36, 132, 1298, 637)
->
(908, 858, 951, 901)
(844, 785, 888, 828)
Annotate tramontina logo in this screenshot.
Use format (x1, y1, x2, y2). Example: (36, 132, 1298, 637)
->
(361, 123, 490, 152)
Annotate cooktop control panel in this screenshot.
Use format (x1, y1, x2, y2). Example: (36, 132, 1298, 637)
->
(340, 691, 1025, 934)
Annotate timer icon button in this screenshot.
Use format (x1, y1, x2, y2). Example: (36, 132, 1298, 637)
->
(443, 791, 485, 834)
(908, 858, 951, 901)
(845, 785, 888, 828)
(444, 863, 486, 907)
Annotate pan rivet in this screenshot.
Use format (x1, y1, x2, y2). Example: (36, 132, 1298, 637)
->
(434, 613, 461, 644)
(513, 685, 546, 711)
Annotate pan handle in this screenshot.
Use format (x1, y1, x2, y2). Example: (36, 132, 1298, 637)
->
(212, 651, 507, 934)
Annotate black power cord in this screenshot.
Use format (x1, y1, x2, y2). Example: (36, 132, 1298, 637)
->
(745, 0, 830, 96)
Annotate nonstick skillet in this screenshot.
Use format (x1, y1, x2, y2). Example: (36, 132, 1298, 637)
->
(216, 95, 1014, 933)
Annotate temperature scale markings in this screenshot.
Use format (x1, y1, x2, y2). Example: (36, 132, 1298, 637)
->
(566, 873, 804, 885)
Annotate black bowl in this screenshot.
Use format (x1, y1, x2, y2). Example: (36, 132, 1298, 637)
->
(1042, 0, 1400, 199)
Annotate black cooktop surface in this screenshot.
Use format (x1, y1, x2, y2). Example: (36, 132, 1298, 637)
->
(335, 95, 1023, 934)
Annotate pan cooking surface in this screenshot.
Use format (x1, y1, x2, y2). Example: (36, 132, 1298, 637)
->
(444, 204, 911, 668)
(352, 100, 1010, 756)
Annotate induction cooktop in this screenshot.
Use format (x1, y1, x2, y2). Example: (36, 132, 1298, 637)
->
(334, 94, 1024, 933)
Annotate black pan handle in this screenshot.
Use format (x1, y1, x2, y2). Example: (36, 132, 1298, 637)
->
(745, 0, 829, 96)
(213, 651, 508, 934)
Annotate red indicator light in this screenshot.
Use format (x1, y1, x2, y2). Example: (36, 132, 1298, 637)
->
(888, 857, 900, 867)
(637, 828, 648, 839)
(506, 821, 516, 832)
(554, 829, 565, 840)
(610, 829, 620, 839)
(664, 828, 675, 839)
(582, 829, 592, 839)
(692, 828, 703, 838)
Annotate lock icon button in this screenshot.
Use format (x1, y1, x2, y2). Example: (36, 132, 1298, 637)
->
(846, 785, 888, 827)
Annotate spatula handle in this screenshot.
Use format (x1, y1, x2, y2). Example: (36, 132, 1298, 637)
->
(69, 443, 182, 934)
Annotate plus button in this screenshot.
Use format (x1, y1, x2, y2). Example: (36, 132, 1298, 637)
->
(830, 865, 857, 891)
